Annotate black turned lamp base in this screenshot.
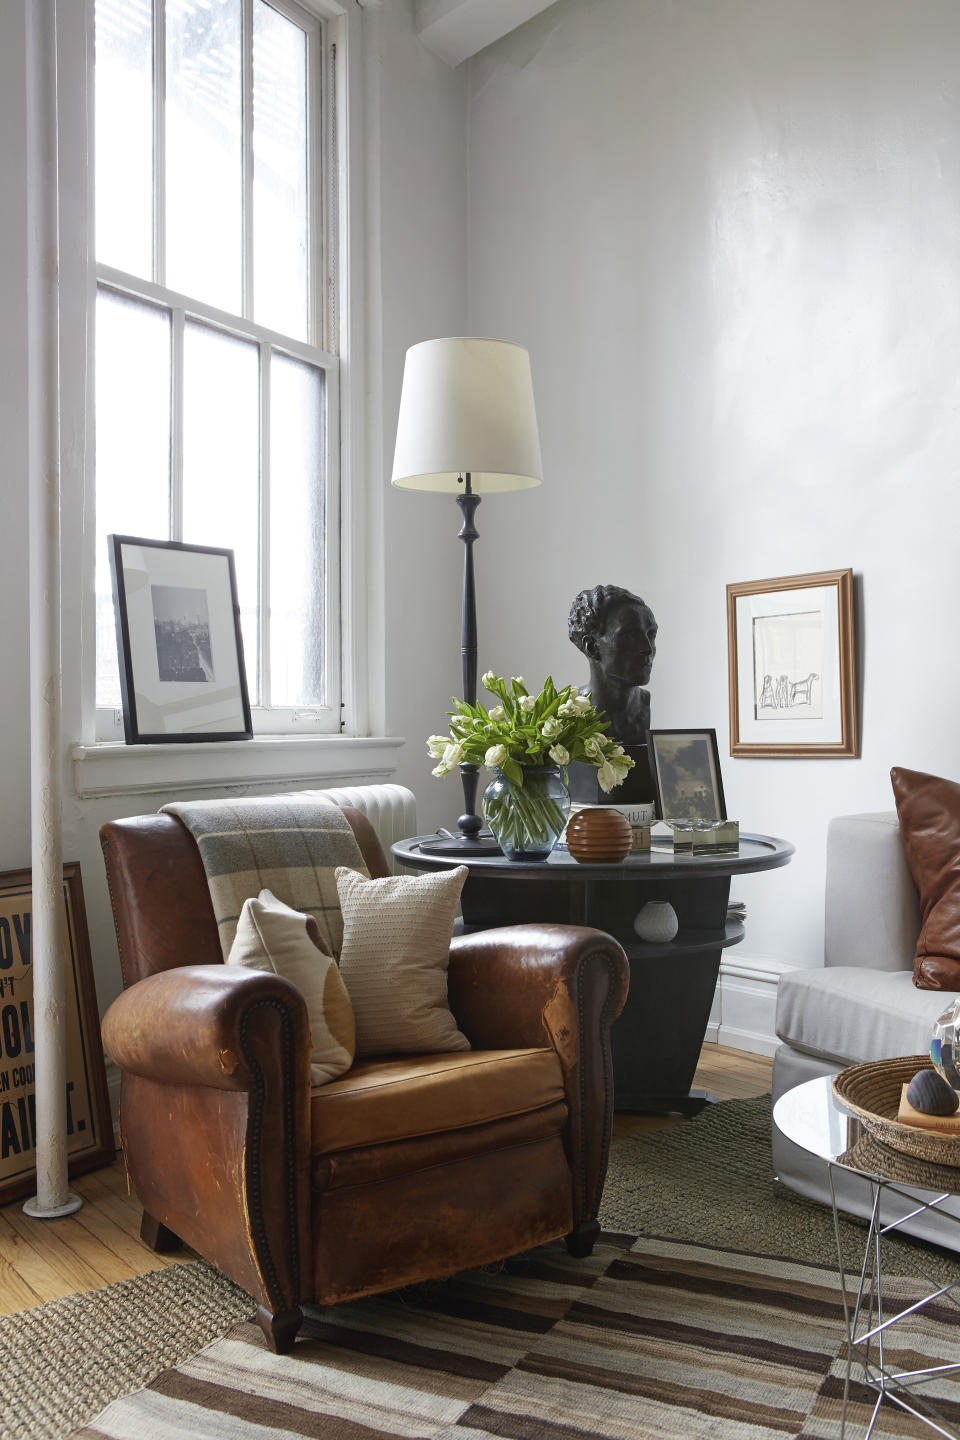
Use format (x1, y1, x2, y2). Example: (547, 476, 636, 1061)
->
(418, 760, 502, 854)
(417, 831, 502, 856)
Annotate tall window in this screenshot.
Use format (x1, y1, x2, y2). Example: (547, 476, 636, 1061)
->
(94, 0, 340, 735)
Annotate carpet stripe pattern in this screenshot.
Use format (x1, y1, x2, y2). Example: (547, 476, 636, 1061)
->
(71, 1233, 960, 1440)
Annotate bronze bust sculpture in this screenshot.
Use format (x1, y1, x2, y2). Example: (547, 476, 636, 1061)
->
(568, 584, 658, 743)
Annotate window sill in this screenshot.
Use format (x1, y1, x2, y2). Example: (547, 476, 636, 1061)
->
(72, 734, 406, 801)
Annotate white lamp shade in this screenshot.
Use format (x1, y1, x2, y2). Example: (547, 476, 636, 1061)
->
(391, 337, 543, 494)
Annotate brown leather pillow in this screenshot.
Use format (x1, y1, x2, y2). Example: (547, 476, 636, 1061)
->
(891, 767, 960, 989)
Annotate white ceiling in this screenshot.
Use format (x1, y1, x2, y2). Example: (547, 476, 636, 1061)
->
(414, 0, 560, 67)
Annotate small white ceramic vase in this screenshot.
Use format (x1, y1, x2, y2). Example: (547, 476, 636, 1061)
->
(634, 900, 679, 943)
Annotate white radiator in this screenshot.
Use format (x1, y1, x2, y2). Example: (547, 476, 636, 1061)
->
(315, 783, 418, 873)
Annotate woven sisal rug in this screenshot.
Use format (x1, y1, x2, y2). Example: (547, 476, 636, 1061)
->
(2, 1096, 957, 1439)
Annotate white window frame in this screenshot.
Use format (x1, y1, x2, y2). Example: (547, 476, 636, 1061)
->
(86, 0, 358, 743)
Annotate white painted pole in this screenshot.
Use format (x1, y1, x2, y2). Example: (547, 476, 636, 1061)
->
(23, 0, 81, 1221)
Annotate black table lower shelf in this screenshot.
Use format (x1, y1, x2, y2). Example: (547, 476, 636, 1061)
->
(612, 922, 744, 1115)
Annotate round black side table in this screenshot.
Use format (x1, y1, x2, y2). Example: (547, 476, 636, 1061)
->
(393, 832, 793, 1115)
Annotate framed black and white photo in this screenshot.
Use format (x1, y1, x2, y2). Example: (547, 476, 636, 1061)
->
(647, 729, 726, 821)
(109, 536, 252, 743)
(726, 569, 858, 758)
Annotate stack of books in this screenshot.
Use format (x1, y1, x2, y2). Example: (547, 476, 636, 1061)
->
(563, 801, 656, 854)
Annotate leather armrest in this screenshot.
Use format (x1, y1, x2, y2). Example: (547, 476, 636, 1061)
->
(449, 923, 628, 1237)
(448, 924, 628, 1066)
(102, 963, 311, 1090)
(105, 963, 313, 1323)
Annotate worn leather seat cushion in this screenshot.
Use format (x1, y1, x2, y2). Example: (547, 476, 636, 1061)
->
(310, 1047, 566, 1156)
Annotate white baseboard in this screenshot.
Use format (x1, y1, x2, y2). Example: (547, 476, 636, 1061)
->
(706, 953, 792, 1058)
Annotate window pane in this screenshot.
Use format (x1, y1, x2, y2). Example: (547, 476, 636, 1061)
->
(166, 0, 243, 312)
(253, 2, 309, 340)
(95, 0, 153, 275)
(182, 322, 260, 701)
(95, 289, 172, 707)
(269, 354, 325, 707)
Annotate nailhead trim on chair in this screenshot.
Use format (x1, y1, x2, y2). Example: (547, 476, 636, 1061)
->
(239, 998, 301, 1313)
(101, 840, 133, 991)
(575, 949, 618, 1222)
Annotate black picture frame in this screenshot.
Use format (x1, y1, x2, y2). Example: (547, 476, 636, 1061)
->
(109, 535, 253, 744)
(647, 728, 726, 822)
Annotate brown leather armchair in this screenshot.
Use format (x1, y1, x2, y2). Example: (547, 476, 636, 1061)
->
(100, 805, 629, 1353)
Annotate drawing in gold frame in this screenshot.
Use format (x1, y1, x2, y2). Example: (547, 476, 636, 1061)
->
(0, 864, 114, 1206)
(726, 568, 858, 758)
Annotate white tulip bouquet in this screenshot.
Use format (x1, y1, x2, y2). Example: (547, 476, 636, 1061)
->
(426, 671, 635, 793)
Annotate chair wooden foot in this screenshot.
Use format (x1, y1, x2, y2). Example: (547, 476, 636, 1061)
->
(255, 1304, 303, 1354)
(140, 1212, 182, 1253)
(565, 1220, 600, 1258)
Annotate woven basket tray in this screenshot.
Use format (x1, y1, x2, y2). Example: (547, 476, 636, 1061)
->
(833, 1055, 960, 1167)
(838, 1132, 960, 1192)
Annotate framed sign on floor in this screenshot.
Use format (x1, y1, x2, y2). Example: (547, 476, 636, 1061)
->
(0, 864, 114, 1206)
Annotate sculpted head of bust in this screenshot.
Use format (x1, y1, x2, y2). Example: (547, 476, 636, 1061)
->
(568, 585, 658, 743)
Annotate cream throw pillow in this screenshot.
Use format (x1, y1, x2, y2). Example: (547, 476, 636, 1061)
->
(335, 865, 470, 1057)
(227, 889, 355, 1085)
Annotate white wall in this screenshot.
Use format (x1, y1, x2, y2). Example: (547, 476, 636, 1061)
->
(369, 0, 469, 837)
(0, 4, 33, 877)
(9, 0, 957, 1027)
(467, 0, 960, 972)
(0, 0, 467, 1018)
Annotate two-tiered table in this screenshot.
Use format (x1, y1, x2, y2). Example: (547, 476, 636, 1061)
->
(393, 832, 793, 1115)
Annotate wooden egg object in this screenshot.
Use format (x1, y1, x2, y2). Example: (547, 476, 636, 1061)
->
(906, 1068, 959, 1116)
(566, 807, 632, 864)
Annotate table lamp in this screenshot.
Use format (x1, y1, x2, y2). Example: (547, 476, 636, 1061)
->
(392, 337, 543, 852)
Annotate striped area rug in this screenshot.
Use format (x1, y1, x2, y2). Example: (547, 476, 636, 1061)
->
(70, 1232, 960, 1440)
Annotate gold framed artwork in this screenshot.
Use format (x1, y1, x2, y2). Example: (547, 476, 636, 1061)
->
(726, 568, 858, 758)
(0, 864, 114, 1206)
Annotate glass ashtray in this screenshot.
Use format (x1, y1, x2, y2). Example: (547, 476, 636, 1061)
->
(664, 820, 695, 852)
(691, 820, 740, 854)
(665, 819, 739, 854)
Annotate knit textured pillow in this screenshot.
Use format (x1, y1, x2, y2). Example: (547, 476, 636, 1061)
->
(227, 889, 356, 1084)
(335, 865, 470, 1057)
(891, 766, 960, 990)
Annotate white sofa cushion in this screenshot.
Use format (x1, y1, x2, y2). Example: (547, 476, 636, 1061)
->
(825, 813, 920, 972)
(776, 966, 957, 1066)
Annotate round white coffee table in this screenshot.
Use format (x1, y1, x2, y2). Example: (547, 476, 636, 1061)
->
(775, 1076, 960, 1439)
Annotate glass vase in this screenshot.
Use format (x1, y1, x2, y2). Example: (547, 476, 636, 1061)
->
(483, 765, 571, 862)
(931, 998, 960, 1089)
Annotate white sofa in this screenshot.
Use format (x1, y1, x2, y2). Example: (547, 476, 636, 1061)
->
(772, 811, 960, 1248)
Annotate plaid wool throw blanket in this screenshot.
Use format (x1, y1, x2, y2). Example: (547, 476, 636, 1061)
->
(161, 793, 369, 958)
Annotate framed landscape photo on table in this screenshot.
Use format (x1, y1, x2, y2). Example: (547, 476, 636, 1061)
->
(726, 568, 858, 758)
(109, 535, 253, 744)
(647, 729, 726, 821)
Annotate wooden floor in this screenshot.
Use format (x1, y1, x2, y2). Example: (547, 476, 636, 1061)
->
(612, 1041, 773, 1140)
(0, 1042, 772, 1317)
